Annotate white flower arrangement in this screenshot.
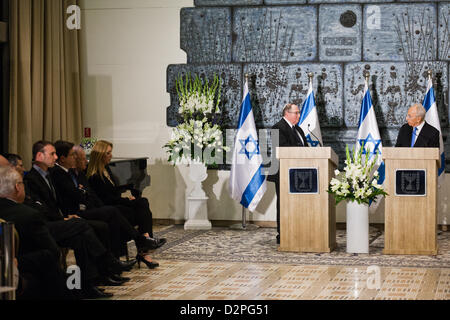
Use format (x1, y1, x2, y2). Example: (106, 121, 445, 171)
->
(328, 144, 387, 205)
(164, 73, 229, 165)
(80, 137, 97, 155)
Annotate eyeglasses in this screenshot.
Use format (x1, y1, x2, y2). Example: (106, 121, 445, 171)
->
(288, 111, 300, 115)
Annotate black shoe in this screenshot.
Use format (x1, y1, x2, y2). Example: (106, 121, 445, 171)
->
(83, 286, 113, 299)
(136, 253, 159, 269)
(149, 237, 166, 249)
(110, 274, 130, 282)
(96, 276, 127, 286)
(276, 234, 280, 244)
(136, 236, 159, 252)
(109, 258, 136, 273)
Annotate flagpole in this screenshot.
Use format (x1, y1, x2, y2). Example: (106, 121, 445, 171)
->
(230, 73, 260, 231)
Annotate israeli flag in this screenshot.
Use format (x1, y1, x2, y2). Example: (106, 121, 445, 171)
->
(229, 79, 267, 212)
(298, 77, 322, 147)
(356, 78, 385, 187)
(423, 75, 445, 184)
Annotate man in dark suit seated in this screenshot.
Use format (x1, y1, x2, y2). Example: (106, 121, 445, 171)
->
(23, 140, 135, 298)
(4, 153, 25, 177)
(395, 103, 440, 148)
(268, 103, 308, 244)
(0, 166, 75, 299)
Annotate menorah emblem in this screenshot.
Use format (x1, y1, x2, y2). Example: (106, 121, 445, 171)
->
(295, 171, 312, 191)
(401, 172, 421, 194)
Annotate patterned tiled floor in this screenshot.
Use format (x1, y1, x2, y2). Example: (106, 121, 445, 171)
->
(101, 260, 449, 300)
(68, 225, 449, 300)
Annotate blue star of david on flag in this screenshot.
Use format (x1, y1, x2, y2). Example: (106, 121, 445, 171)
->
(358, 133, 381, 158)
(305, 134, 320, 147)
(239, 134, 260, 160)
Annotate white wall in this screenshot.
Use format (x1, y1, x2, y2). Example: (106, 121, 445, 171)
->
(79, 0, 449, 226)
(79, 0, 277, 223)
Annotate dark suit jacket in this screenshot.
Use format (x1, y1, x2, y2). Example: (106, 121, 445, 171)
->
(0, 198, 60, 258)
(24, 167, 64, 221)
(74, 170, 105, 209)
(395, 121, 440, 148)
(88, 166, 132, 207)
(268, 118, 308, 183)
(50, 165, 87, 215)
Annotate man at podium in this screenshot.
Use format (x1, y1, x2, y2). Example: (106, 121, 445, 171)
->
(395, 103, 440, 148)
(268, 103, 308, 244)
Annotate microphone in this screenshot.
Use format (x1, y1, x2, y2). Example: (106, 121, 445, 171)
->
(307, 123, 323, 147)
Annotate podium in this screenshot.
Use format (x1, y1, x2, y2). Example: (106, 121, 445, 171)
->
(276, 147, 338, 253)
(382, 147, 440, 255)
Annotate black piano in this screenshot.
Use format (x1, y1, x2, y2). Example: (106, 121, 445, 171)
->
(109, 157, 150, 197)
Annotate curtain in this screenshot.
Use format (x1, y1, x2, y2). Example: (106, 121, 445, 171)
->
(9, 0, 82, 168)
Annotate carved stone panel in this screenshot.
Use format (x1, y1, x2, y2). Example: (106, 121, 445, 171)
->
(319, 5, 362, 61)
(180, 8, 232, 63)
(363, 3, 437, 61)
(264, 0, 306, 4)
(309, 0, 393, 3)
(232, 6, 317, 63)
(344, 62, 448, 129)
(166, 64, 242, 128)
(243, 63, 343, 128)
(438, 3, 450, 61)
(194, 0, 262, 6)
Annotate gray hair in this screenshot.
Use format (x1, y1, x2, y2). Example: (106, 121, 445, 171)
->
(282, 103, 295, 117)
(0, 166, 21, 198)
(411, 103, 426, 120)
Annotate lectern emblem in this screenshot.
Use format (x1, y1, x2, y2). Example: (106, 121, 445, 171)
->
(289, 168, 318, 194)
(395, 170, 426, 196)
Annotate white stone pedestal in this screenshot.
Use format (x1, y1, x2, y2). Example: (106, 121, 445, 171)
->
(184, 161, 212, 230)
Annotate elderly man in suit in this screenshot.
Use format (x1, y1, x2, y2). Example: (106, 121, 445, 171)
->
(268, 103, 308, 244)
(395, 103, 440, 148)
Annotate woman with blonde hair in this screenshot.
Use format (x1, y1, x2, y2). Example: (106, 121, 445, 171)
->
(87, 140, 165, 268)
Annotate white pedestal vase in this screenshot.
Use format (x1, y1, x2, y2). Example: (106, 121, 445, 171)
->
(184, 161, 211, 230)
(346, 201, 369, 253)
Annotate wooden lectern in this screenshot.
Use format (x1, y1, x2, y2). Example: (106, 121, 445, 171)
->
(276, 147, 338, 253)
(382, 147, 440, 255)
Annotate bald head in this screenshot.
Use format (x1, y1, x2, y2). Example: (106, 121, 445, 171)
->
(0, 155, 9, 167)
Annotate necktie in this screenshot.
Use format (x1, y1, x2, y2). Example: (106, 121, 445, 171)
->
(45, 174, 57, 200)
(69, 171, 78, 188)
(292, 126, 303, 146)
(410, 127, 417, 147)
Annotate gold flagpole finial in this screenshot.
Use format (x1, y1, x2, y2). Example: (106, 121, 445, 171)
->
(364, 71, 370, 83)
(244, 73, 249, 82)
(427, 69, 432, 79)
(308, 72, 314, 79)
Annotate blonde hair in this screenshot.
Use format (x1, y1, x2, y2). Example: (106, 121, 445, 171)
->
(86, 140, 113, 179)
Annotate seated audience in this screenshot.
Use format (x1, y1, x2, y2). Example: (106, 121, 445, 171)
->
(0, 166, 75, 299)
(52, 140, 158, 259)
(23, 140, 135, 298)
(86, 140, 165, 268)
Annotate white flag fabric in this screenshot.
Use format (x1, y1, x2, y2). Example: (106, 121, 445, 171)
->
(356, 78, 385, 188)
(423, 76, 445, 185)
(229, 80, 267, 212)
(298, 78, 322, 147)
